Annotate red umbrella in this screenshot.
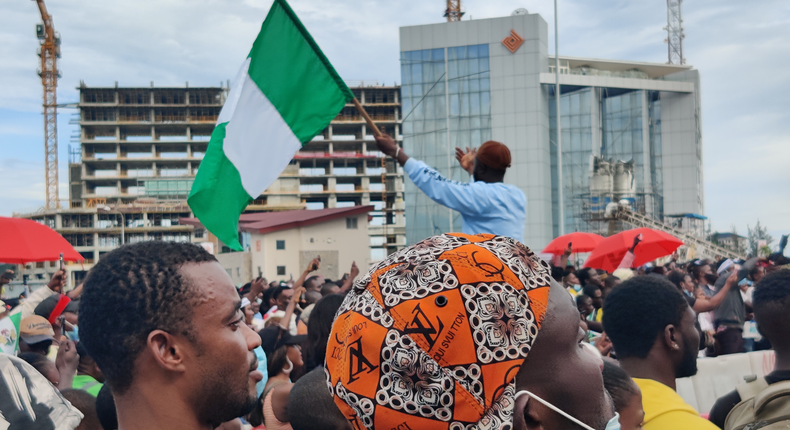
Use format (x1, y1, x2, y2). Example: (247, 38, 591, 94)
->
(584, 228, 683, 272)
(0, 216, 83, 264)
(543, 232, 605, 255)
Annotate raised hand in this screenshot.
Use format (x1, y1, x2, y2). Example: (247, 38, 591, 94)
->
(455, 147, 476, 175)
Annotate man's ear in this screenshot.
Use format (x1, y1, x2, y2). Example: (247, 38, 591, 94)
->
(147, 329, 188, 373)
(663, 324, 680, 352)
(513, 395, 546, 430)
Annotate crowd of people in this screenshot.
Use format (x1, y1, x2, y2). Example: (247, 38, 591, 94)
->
(0, 232, 787, 430)
(1, 135, 789, 430)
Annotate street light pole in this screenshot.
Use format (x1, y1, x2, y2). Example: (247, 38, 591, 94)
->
(555, 0, 564, 236)
(99, 206, 125, 245)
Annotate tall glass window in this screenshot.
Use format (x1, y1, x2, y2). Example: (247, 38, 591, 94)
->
(550, 88, 664, 236)
(400, 44, 492, 244)
(550, 88, 593, 236)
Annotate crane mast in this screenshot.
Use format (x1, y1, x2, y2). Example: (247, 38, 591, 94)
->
(444, 0, 463, 22)
(34, 0, 61, 209)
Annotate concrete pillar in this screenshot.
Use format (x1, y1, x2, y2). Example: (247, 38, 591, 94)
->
(360, 90, 365, 104)
(327, 124, 333, 140)
(361, 192, 370, 205)
(327, 177, 336, 191)
(55, 214, 62, 229)
(187, 144, 192, 158)
(361, 177, 370, 191)
(186, 126, 192, 140)
(328, 194, 337, 208)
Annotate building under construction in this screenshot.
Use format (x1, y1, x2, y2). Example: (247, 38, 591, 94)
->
(15, 83, 405, 285)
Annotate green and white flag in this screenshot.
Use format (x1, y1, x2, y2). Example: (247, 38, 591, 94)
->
(188, 0, 354, 250)
(0, 312, 22, 355)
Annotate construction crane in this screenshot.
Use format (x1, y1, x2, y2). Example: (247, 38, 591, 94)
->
(33, 0, 62, 209)
(444, 0, 464, 22)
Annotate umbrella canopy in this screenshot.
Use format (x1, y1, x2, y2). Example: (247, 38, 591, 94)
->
(0, 216, 83, 264)
(543, 232, 605, 255)
(584, 228, 683, 272)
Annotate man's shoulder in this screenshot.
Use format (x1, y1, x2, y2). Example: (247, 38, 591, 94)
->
(646, 409, 720, 430)
(708, 389, 741, 428)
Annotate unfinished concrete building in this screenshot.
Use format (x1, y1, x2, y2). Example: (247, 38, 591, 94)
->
(74, 82, 225, 205)
(13, 83, 405, 291)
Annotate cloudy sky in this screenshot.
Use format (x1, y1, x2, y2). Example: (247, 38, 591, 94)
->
(1, 0, 788, 244)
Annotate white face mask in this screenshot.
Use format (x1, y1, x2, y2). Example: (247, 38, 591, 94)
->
(515, 390, 620, 430)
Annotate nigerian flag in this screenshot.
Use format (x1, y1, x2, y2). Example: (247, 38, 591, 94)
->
(188, 0, 354, 250)
(0, 312, 22, 355)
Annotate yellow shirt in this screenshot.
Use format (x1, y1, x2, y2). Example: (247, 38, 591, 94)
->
(634, 378, 718, 430)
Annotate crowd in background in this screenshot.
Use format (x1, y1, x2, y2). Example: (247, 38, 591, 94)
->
(0, 233, 789, 430)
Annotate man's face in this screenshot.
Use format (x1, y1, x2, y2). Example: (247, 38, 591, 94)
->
(700, 265, 712, 278)
(514, 280, 614, 430)
(565, 273, 579, 287)
(676, 306, 700, 379)
(681, 275, 694, 293)
(588, 269, 602, 287)
(180, 262, 262, 427)
(591, 288, 604, 310)
(277, 288, 294, 309)
(578, 298, 594, 317)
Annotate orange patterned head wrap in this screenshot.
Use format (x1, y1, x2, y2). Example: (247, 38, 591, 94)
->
(325, 233, 552, 430)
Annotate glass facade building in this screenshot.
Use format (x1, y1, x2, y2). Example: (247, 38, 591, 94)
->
(400, 13, 702, 249)
(550, 89, 665, 236)
(400, 44, 492, 244)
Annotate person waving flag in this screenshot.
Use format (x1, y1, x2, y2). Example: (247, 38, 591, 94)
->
(188, 0, 354, 250)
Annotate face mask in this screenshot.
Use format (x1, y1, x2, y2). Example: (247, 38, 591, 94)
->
(68, 325, 79, 342)
(704, 273, 719, 285)
(515, 390, 619, 430)
(573, 284, 582, 292)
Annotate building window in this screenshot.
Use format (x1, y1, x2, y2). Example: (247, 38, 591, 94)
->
(346, 217, 358, 229)
(277, 266, 286, 276)
(276, 240, 285, 250)
(194, 229, 205, 238)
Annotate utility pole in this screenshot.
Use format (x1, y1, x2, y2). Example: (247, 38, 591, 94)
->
(34, 0, 62, 209)
(555, 0, 564, 235)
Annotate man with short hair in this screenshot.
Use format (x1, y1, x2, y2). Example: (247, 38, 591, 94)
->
(375, 135, 527, 242)
(79, 241, 263, 430)
(582, 284, 605, 333)
(320, 282, 340, 297)
(304, 275, 323, 292)
(603, 275, 718, 429)
(708, 270, 790, 427)
(326, 233, 615, 429)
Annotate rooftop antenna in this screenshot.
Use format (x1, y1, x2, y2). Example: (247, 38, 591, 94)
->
(664, 0, 685, 64)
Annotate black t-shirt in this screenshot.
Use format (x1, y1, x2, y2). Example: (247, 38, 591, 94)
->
(708, 369, 790, 428)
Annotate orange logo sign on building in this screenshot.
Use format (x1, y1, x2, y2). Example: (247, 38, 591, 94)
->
(502, 30, 524, 53)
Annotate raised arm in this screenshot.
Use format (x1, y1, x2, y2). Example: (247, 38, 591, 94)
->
(375, 135, 486, 215)
(693, 271, 738, 313)
(339, 261, 360, 294)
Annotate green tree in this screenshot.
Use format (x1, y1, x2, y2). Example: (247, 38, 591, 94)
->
(747, 220, 774, 257)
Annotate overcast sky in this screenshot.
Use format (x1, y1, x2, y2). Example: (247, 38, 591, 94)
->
(1, 0, 788, 244)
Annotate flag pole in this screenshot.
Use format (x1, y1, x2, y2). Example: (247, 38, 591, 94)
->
(352, 98, 382, 137)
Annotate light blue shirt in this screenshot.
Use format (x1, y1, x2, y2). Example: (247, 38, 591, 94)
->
(404, 158, 527, 242)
